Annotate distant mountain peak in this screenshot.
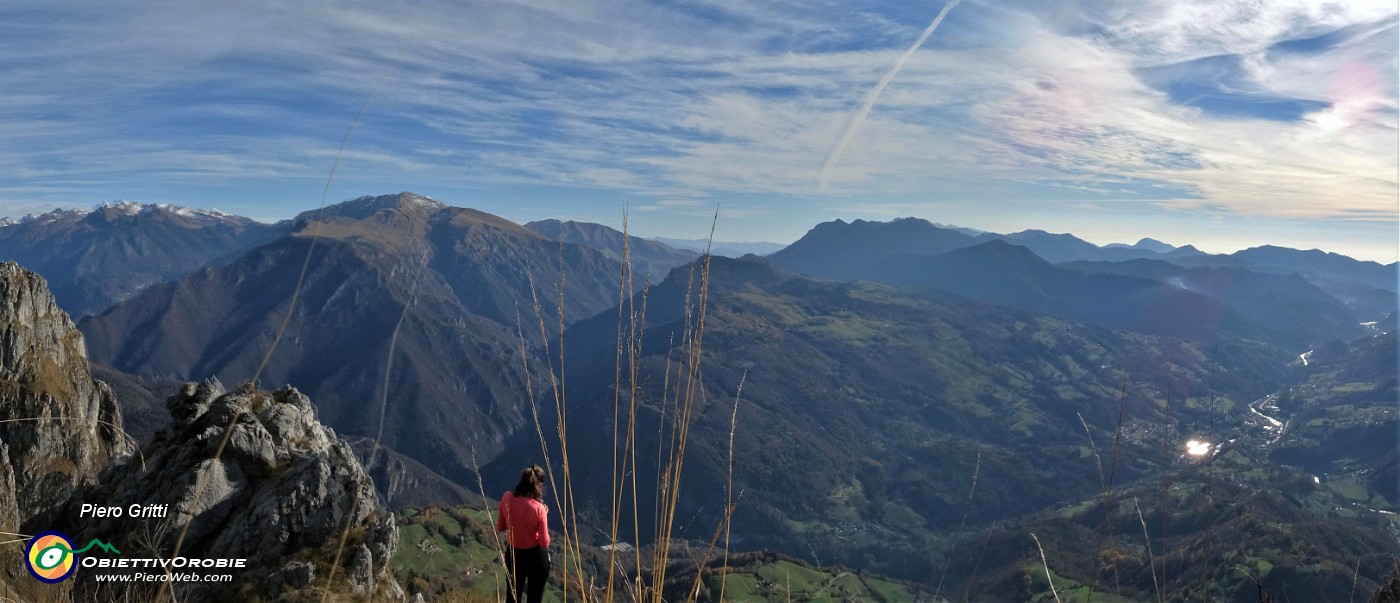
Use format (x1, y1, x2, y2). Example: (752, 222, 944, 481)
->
(660, 253, 792, 292)
(293, 192, 446, 225)
(1134, 237, 1174, 250)
(100, 200, 144, 216)
(339, 191, 446, 213)
(0, 203, 284, 317)
(10, 207, 92, 226)
(1104, 237, 1178, 253)
(524, 218, 697, 281)
(769, 217, 978, 280)
(5, 202, 255, 228)
(932, 222, 984, 236)
(401, 192, 446, 209)
(952, 238, 1052, 266)
(90, 201, 254, 224)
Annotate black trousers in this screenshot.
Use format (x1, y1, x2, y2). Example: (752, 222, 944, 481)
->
(505, 545, 549, 603)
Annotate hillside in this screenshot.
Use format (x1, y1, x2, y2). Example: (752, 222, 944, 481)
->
(26, 200, 1391, 600)
(80, 193, 628, 485)
(1173, 246, 1398, 320)
(499, 254, 1293, 584)
(0, 202, 283, 317)
(936, 331, 1398, 601)
(865, 241, 1288, 346)
(390, 503, 934, 602)
(1061, 258, 1369, 346)
(526, 219, 697, 283)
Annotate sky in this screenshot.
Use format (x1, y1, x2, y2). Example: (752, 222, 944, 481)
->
(1, 0, 1397, 262)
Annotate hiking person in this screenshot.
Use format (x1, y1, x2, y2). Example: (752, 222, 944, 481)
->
(497, 464, 550, 603)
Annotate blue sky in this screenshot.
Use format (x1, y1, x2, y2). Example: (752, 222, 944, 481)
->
(1, 0, 1396, 261)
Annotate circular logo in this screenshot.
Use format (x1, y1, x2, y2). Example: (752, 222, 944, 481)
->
(25, 531, 77, 583)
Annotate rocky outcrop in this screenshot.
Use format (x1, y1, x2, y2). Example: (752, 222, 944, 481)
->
(0, 262, 130, 601)
(0, 261, 403, 601)
(68, 380, 405, 601)
(0, 262, 130, 526)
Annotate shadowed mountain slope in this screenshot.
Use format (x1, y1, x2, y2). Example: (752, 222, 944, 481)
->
(865, 241, 1287, 346)
(1173, 245, 1398, 320)
(495, 254, 1289, 582)
(80, 193, 628, 484)
(526, 219, 697, 283)
(971, 230, 1203, 263)
(0, 203, 284, 317)
(767, 217, 977, 280)
(1058, 258, 1368, 346)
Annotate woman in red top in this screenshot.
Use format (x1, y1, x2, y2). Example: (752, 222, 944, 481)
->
(497, 464, 550, 603)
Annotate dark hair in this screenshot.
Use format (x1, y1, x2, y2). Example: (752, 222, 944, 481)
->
(513, 464, 545, 500)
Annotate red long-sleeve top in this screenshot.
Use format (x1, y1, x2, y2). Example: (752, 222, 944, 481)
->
(496, 492, 550, 549)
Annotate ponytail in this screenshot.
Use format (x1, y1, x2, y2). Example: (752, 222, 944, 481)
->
(513, 464, 546, 500)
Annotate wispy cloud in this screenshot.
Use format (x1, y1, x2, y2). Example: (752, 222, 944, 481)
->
(817, 0, 961, 192)
(0, 0, 1394, 258)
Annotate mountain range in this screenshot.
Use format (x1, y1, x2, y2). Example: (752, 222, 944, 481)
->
(525, 218, 697, 282)
(0, 202, 284, 317)
(768, 217, 1393, 350)
(649, 236, 786, 257)
(1, 194, 1394, 599)
(79, 193, 629, 485)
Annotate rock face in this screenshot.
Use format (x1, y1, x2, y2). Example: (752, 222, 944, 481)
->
(0, 262, 130, 600)
(68, 380, 404, 601)
(0, 262, 130, 526)
(0, 261, 402, 601)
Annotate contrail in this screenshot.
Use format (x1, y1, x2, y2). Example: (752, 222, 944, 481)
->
(818, 0, 961, 192)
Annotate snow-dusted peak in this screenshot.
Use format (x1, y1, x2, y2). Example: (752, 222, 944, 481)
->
(17, 207, 93, 226)
(91, 201, 253, 224)
(402, 193, 446, 209)
(103, 200, 143, 216)
(0, 201, 257, 229)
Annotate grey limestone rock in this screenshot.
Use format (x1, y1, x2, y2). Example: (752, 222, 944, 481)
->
(276, 560, 316, 589)
(0, 261, 131, 525)
(69, 382, 403, 601)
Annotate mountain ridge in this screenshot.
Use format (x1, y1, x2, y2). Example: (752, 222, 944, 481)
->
(0, 202, 286, 317)
(79, 194, 629, 487)
(525, 218, 697, 282)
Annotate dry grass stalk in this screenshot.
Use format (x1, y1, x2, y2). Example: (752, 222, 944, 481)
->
(1030, 532, 1062, 603)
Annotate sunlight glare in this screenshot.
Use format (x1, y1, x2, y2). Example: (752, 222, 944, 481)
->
(1185, 439, 1211, 457)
